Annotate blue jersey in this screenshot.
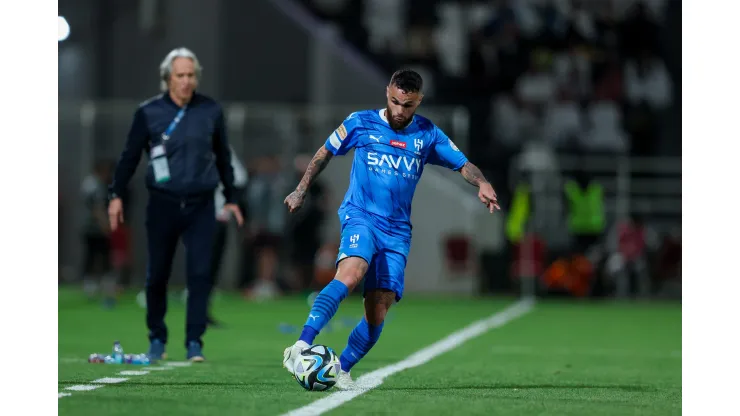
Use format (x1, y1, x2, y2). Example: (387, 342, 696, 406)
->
(324, 109, 468, 227)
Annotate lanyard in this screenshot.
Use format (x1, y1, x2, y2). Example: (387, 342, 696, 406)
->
(161, 106, 187, 141)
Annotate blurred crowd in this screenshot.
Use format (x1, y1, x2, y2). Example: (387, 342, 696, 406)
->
(69, 153, 338, 303)
(303, 0, 680, 158)
(59, 0, 681, 302)
(235, 154, 334, 300)
(301, 0, 682, 298)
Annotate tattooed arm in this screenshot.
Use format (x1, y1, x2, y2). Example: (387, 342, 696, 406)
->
(460, 161, 489, 187)
(284, 146, 334, 213)
(459, 161, 501, 213)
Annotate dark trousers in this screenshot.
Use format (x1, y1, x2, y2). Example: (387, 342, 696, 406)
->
(208, 220, 228, 320)
(145, 193, 216, 348)
(210, 221, 228, 286)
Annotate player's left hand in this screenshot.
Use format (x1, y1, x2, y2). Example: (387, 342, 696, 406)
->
(478, 182, 500, 213)
(221, 203, 244, 226)
(284, 190, 306, 213)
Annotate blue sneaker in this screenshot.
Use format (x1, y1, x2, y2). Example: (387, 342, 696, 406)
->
(147, 339, 167, 361)
(186, 341, 205, 362)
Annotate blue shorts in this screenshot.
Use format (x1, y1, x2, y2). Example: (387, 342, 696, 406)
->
(335, 207, 411, 302)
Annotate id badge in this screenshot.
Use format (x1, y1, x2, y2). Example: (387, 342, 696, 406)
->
(151, 144, 171, 183)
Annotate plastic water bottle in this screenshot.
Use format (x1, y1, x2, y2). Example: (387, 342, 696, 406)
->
(112, 341, 124, 364)
(133, 354, 151, 365)
(124, 354, 151, 365)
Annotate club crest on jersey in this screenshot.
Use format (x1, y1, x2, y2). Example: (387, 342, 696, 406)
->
(449, 139, 459, 151)
(390, 140, 406, 149)
(414, 139, 424, 153)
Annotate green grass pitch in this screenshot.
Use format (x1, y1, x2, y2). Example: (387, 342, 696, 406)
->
(59, 287, 681, 415)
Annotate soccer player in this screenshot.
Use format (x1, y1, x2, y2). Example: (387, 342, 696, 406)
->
(281, 69, 499, 389)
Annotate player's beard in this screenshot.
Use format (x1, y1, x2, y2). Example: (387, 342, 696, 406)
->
(385, 107, 412, 131)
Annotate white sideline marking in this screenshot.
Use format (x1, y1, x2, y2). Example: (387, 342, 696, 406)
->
(59, 361, 192, 399)
(164, 361, 193, 367)
(489, 346, 682, 359)
(92, 377, 128, 384)
(282, 299, 534, 416)
(65, 385, 103, 391)
(119, 370, 150, 376)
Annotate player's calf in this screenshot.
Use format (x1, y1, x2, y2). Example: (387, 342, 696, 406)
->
(338, 289, 394, 373)
(298, 257, 368, 345)
(363, 289, 395, 326)
(284, 257, 369, 374)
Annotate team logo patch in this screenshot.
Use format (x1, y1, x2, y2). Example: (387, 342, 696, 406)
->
(336, 123, 348, 140)
(349, 234, 360, 249)
(390, 140, 406, 149)
(449, 139, 459, 151)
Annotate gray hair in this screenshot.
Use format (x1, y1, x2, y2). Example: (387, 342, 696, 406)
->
(159, 47, 202, 92)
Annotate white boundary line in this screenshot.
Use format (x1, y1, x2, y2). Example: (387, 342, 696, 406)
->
(489, 346, 682, 359)
(58, 361, 192, 399)
(282, 299, 535, 416)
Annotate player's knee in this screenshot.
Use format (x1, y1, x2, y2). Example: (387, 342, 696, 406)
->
(335, 257, 368, 291)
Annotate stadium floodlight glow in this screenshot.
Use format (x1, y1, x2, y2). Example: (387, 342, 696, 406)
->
(58, 16, 70, 42)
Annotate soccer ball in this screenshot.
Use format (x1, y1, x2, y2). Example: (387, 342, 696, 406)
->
(293, 345, 340, 391)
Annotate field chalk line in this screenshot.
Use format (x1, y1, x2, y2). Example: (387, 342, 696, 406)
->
(282, 298, 535, 416)
(58, 361, 192, 399)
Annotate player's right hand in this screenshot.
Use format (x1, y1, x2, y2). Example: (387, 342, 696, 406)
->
(108, 197, 124, 232)
(284, 190, 305, 213)
(478, 182, 500, 214)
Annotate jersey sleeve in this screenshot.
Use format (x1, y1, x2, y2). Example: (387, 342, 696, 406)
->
(426, 126, 468, 170)
(324, 113, 362, 156)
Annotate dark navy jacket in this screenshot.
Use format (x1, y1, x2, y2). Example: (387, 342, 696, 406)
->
(110, 92, 236, 204)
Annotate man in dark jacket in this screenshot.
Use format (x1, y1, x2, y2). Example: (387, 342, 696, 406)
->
(108, 47, 243, 362)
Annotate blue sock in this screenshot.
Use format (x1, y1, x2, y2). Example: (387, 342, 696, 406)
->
(298, 280, 349, 345)
(339, 318, 384, 372)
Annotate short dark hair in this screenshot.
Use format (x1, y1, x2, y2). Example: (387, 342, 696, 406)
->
(389, 69, 423, 94)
